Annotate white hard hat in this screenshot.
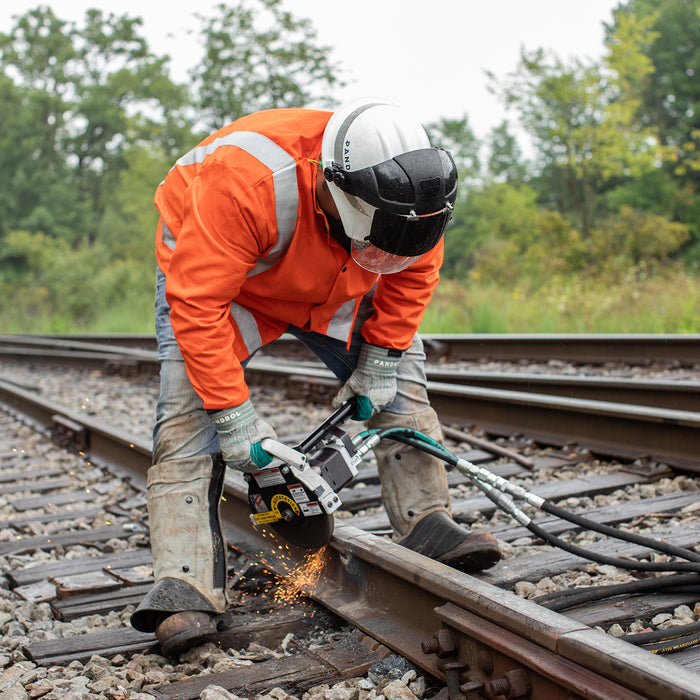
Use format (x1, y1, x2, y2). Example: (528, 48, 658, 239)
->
(321, 97, 457, 274)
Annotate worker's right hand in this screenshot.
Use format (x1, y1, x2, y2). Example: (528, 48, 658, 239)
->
(209, 400, 277, 472)
(332, 343, 402, 421)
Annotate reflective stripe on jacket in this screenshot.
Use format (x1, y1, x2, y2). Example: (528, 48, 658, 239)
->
(154, 108, 443, 409)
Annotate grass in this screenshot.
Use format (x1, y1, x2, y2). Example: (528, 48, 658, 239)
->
(3, 265, 700, 336)
(0, 291, 155, 334)
(420, 266, 700, 334)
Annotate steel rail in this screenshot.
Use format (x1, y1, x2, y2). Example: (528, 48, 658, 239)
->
(222, 477, 700, 700)
(428, 368, 700, 413)
(0, 336, 159, 374)
(3, 348, 700, 471)
(4, 332, 700, 365)
(0, 334, 154, 357)
(242, 359, 700, 472)
(426, 381, 700, 472)
(243, 358, 700, 413)
(0, 378, 150, 490)
(0, 334, 158, 353)
(420, 333, 700, 365)
(3, 339, 698, 415)
(0, 378, 699, 698)
(0, 348, 157, 373)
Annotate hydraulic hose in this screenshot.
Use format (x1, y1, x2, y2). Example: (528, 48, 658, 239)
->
(541, 500, 700, 563)
(521, 519, 700, 573)
(535, 573, 700, 611)
(534, 574, 700, 651)
(622, 620, 700, 654)
(358, 426, 700, 652)
(365, 427, 700, 573)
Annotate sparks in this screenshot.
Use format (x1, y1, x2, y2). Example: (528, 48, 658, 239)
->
(273, 547, 329, 606)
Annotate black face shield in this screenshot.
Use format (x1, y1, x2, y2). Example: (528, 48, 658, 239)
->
(324, 147, 458, 272)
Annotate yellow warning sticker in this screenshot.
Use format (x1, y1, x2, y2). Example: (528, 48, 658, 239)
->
(252, 493, 301, 525)
(271, 493, 301, 515)
(253, 510, 281, 524)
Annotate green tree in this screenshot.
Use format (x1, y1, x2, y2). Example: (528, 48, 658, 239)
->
(604, 0, 700, 258)
(587, 206, 690, 271)
(486, 120, 528, 183)
(490, 39, 660, 235)
(0, 9, 77, 239)
(443, 182, 540, 278)
(0, 74, 65, 236)
(0, 230, 119, 327)
(606, 0, 700, 170)
(97, 145, 170, 263)
(425, 116, 481, 192)
(68, 9, 191, 226)
(192, 0, 343, 130)
(0, 6, 190, 242)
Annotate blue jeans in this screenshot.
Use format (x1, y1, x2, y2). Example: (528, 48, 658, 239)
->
(153, 268, 431, 463)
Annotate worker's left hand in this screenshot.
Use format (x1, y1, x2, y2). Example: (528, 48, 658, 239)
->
(332, 343, 402, 420)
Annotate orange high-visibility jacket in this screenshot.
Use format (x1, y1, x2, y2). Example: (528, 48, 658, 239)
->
(155, 108, 443, 409)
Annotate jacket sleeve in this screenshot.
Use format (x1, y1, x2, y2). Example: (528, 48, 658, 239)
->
(360, 238, 443, 351)
(164, 160, 276, 409)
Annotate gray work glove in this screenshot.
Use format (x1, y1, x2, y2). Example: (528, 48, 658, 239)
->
(332, 343, 403, 421)
(209, 399, 277, 472)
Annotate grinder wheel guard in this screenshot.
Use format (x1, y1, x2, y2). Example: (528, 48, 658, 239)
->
(247, 465, 335, 549)
(245, 399, 360, 550)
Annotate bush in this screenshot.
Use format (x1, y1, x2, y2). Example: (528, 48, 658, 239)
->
(586, 206, 690, 273)
(0, 230, 155, 331)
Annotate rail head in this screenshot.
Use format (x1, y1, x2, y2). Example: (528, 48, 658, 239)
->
(222, 471, 700, 700)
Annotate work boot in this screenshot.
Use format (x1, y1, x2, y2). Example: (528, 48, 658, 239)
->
(368, 407, 501, 573)
(155, 611, 218, 657)
(131, 454, 229, 655)
(398, 511, 501, 572)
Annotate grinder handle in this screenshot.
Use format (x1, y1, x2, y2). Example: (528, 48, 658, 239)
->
(295, 397, 357, 453)
(260, 439, 306, 468)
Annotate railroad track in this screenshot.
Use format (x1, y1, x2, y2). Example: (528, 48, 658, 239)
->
(4, 332, 700, 365)
(0, 337, 699, 698)
(3, 333, 699, 471)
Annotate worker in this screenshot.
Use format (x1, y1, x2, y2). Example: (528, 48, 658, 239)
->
(130, 97, 501, 655)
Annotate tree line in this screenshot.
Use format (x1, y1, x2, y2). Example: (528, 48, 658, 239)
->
(1, 0, 698, 330)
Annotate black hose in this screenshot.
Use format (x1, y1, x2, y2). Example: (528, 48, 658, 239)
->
(381, 430, 700, 573)
(534, 576, 700, 652)
(534, 573, 700, 611)
(624, 619, 700, 646)
(542, 500, 700, 563)
(524, 519, 700, 573)
(641, 631, 700, 654)
(377, 430, 700, 657)
(380, 430, 700, 652)
(622, 620, 700, 654)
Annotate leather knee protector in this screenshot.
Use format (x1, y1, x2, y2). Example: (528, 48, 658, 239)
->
(131, 453, 228, 632)
(368, 407, 451, 538)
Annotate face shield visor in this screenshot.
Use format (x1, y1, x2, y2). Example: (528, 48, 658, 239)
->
(350, 205, 453, 273)
(325, 147, 458, 274)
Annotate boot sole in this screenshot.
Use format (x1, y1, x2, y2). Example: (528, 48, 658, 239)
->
(156, 611, 218, 657)
(436, 533, 502, 573)
(160, 626, 215, 656)
(438, 547, 501, 572)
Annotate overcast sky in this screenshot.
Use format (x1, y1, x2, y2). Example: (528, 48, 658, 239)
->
(1, 1, 622, 139)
